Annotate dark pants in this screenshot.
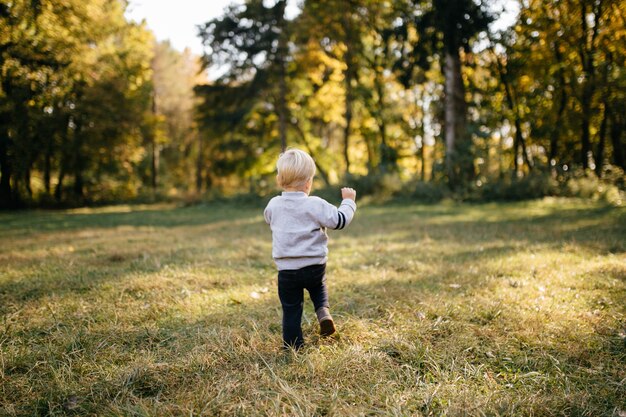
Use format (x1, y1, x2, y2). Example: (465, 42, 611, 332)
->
(278, 263, 329, 349)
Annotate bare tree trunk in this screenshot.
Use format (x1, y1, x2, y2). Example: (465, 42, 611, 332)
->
(578, 0, 601, 171)
(549, 44, 567, 171)
(151, 139, 158, 192)
(342, 8, 355, 175)
(0, 131, 12, 207)
(413, 89, 427, 181)
(196, 135, 203, 194)
(278, 69, 288, 153)
(73, 170, 83, 199)
(277, 2, 288, 152)
(491, 46, 533, 175)
(44, 144, 52, 195)
(72, 126, 84, 200)
(374, 75, 387, 149)
(365, 134, 375, 175)
(54, 117, 72, 202)
(444, 48, 471, 186)
(517, 120, 533, 172)
(55, 165, 65, 202)
(580, 85, 593, 170)
(610, 112, 625, 170)
(151, 93, 159, 193)
(595, 102, 608, 177)
(24, 165, 32, 198)
(420, 141, 426, 181)
(343, 67, 353, 175)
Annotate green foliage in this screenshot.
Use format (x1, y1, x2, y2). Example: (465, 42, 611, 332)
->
(2, 0, 626, 207)
(562, 168, 625, 205)
(401, 179, 449, 202)
(0, 0, 155, 207)
(475, 172, 560, 202)
(319, 168, 625, 205)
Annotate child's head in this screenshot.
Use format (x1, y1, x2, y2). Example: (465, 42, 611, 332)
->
(276, 148, 316, 192)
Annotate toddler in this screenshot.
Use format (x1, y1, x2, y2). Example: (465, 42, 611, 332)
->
(264, 149, 357, 350)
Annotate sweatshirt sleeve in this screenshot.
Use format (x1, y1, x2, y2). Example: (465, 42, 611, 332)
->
(314, 198, 357, 230)
(263, 201, 272, 224)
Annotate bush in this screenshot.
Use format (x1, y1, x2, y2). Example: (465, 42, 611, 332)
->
(196, 166, 625, 207)
(477, 171, 559, 201)
(400, 180, 448, 202)
(562, 169, 624, 205)
(344, 173, 403, 202)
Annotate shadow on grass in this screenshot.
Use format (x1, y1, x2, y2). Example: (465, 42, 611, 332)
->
(0, 203, 261, 235)
(3, 294, 283, 415)
(352, 202, 625, 253)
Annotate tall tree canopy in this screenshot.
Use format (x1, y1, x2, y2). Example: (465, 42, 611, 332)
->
(1, 0, 625, 207)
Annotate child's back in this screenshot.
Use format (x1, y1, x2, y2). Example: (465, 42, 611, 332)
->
(264, 192, 356, 270)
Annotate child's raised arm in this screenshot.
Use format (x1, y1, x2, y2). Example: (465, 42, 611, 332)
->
(314, 188, 357, 230)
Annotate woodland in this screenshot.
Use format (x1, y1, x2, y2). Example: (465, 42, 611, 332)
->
(1, 0, 625, 208)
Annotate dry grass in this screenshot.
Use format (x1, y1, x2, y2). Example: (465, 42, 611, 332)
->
(1, 198, 625, 416)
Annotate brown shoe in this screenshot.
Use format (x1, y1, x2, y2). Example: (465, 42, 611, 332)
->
(316, 307, 336, 336)
(319, 318, 336, 336)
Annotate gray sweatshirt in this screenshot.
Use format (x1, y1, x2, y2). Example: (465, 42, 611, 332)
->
(264, 191, 357, 270)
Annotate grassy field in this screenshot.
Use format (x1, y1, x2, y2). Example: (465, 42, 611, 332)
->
(1, 198, 625, 416)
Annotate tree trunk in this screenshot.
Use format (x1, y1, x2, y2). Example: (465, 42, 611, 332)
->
(491, 46, 532, 175)
(549, 43, 567, 170)
(365, 133, 375, 175)
(54, 116, 71, 202)
(278, 67, 288, 152)
(444, 48, 471, 186)
(343, 67, 353, 175)
(0, 135, 12, 208)
(342, 8, 355, 176)
(44, 143, 52, 195)
(610, 112, 625, 170)
(517, 120, 533, 172)
(196, 135, 203, 194)
(277, 1, 288, 152)
(151, 92, 159, 193)
(151, 139, 159, 193)
(578, 1, 599, 171)
(71, 122, 84, 201)
(373, 68, 396, 173)
(580, 85, 592, 170)
(24, 165, 32, 197)
(55, 165, 65, 202)
(73, 170, 83, 199)
(414, 91, 427, 181)
(595, 102, 608, 177)
(420, 141, 426, 181)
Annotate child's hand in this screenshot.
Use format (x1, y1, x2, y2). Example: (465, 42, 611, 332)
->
(341, 187, 357, 201)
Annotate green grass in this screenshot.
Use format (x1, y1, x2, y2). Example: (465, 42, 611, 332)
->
(1, 198, 625, 416)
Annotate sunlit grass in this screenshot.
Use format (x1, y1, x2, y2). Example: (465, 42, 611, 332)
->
(1, 198, 625, 416)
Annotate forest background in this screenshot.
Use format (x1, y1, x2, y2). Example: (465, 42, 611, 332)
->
(1, 0, 625, 209)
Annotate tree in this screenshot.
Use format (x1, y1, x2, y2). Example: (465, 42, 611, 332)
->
(396, 0, 493, 186)
(1, 0, 155, 206)
(198, 0, 292, 152)
(150, 42, 204, 192)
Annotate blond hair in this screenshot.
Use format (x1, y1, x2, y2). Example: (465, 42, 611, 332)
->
(276, 149, 316, 189)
